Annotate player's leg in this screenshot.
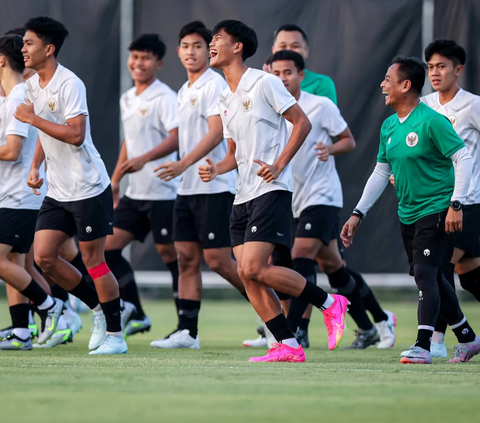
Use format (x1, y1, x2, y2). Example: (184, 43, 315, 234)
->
(456, 257, 480, 301)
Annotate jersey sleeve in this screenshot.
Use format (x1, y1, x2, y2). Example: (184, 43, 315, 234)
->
(4, 97, 29, 138)
(319, 98, 348, 137)
(470, 97, 480, 133)
(157, 90, 179, 132)
(377, 122, 388, 163)
(205, 79, 224, 117)
(314, 76, 337, 105)
(61, 78, 89, 121)
(429, 114, 465, 158)
(262, 74, 297, 115)
(218, 105, 231, 139)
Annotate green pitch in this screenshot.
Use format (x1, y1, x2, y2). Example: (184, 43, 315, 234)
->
(0, 298, 479, 423)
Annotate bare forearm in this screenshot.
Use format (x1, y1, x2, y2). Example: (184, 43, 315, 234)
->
(182, 131, 223, 169)
(142, 134, 178, 163)
(111, 141, 128, 184)
(30, 115, 84, 146)
(329, 137, 356, 156)
(275, 119, 311, 171)
(216, 152, 237, 175)
(30, 139, 45, 170)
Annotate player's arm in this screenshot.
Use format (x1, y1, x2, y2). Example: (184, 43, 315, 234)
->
(0, 135, 23, 161)
(156, 116, 223, 181)
(315, 127, 355, 161)
(341, 162, 392, 247)
(27, 137, 45, 195)
(110, 140, 128, 207)
(199, 138, 237, 182)
(255, 104, 311, 183)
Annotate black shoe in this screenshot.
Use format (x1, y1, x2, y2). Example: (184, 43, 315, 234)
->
(256, 325, 265, 337)
(295, 328, 310, 348)
(344, 327, 380, 349)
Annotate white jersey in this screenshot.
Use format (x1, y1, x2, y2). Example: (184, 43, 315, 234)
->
(218, 68, 296, 205)
(25, 64, 110, 202)
(288, 91, 347, 217)
(120, 79, 179, 201)
(422, 89, 480, 204)
(0, 83, 45, 209)
(178, 69, 235, 196)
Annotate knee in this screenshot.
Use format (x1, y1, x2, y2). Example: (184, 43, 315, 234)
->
(81, 250, 105, 269)
(34, 251, 57, 273)
(413, 264, 438, 290)
(205, 255, 226, 275)
(241, 260, 265, 283)
(156, 244, 177, 263)
(177, 250, 201, 274)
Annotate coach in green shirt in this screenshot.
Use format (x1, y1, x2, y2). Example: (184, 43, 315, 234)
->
(341, 56, 480, 365)
(271, 24, 337, 104)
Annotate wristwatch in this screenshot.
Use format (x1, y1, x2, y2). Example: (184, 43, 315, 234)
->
(450, 201, 464, 211)
(351, 208, 365, 219)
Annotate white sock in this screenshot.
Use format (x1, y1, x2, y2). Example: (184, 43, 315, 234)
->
(37, 295, 54, 310)
(432, 331, 445, 344)
(57, 315, 68, 331)
(13, 328, 31, 340)
(281, 337, 300, 349)
(93, 305, 103, 314)
(107, 331, 123, 338)
(322, 294, 335, 310)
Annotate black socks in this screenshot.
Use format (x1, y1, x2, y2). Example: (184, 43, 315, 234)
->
(100, 298, 122, 332)
(69, 277, 100, 309)
(178, 299, 201, 338)
(20, 279, 48, 306)
(265, 314, 295, 343)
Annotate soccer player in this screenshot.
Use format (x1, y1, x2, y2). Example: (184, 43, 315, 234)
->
(271, 50, 395, 349)
(342, 56, 480, 364)
(421, 40, 480, 357)
(152, 21, 246, 349)
(0, 33, 63, 350)
(15, 16, 127, 354)
(272, 24, 337, 104)
(200, 20, 349, 362)
(105, 33, 179, 337)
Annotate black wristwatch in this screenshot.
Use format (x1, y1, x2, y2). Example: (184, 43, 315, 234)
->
(351, 208, 365, 219)
(450, 201, 464, 211)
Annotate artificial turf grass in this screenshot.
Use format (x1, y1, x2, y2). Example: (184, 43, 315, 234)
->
(0, 299, 479, 423)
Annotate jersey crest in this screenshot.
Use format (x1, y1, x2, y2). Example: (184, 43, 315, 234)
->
(242, 97, 252, 112)
(190, 94, 198, 108)
(47, 98, 58, 113)
(139, 107, 148, 118)
(406, 132, 418, 147)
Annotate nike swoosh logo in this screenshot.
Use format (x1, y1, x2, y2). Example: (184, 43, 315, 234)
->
(48, 315, 56, 332)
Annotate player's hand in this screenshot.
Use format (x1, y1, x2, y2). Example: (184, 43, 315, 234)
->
(340, 216, 362, 248)
(445, 208, 463, 233)
(253, 159, 280, 183)
(315, 142, 330, 161)
(27, 168, 44, 195)
(111, 181, 120, 208)
(14, 99, 35, 124)
(198, 158, 217, 182)
(155, 160, 186, 181)
(389, 174, 395, 187)
(120, 156, 146, 174)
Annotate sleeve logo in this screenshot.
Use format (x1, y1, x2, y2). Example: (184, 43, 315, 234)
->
(406, 132, 418, 147)
(47, 98, 58, 112)
(241, 97, 252, 112)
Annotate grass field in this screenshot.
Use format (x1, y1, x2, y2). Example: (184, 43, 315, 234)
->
(0, 298, 479, 423)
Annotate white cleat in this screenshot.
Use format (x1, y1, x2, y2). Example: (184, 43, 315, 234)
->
(62, 305, 83, 335)
(69, 294, 90, 313)
(120, 301, 137, 331)
(38, 299, 64, 344)
(243, 335, 268, 347)
(89, 312, 106, 350)
(376, 310, 397, 349)
(150, 329, 200, 349)
(89, 335, 128, 355)
(430, 341, 448, 358)
(33, 328, 73, 348)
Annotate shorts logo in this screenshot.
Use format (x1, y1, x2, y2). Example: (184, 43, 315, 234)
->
(448, 115, 457, 128)
(406, 132, 418, 147)
(276, 232, 284, 237)
(251, 226, 257, 233)
(86, 226, 92, 234)
(305, 223, 312, 231)
(242, 97, 252, 112)
(208, 232, 215, 240)
(15, 234, 20, 239)
(139, 108, 148, 118)
(419, 290, 423, 300)
(423, 249, 430, 257)
(190, 94, 198, 108)
(47, 98, 58, 112)
(161, 228, 168, 236)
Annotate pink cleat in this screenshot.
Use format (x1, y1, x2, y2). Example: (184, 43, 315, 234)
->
(249, 343, 305, 362)
(447, 336, 480, 363)
(322, 294, 349, 350)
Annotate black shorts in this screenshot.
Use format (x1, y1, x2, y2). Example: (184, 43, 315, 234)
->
(173, 192, 233, 249)
(293, 205, 340, 245)
(35, 186, 114, 242)
(401, 210, 453, 273)
(0, 208, 38, 254)
(451, 204, 480, 258)
(230, 190, 292, 248)
(114, 196, 174, 244)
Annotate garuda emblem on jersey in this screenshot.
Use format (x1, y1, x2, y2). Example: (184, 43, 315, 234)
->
(406, 132, 418, 147)
(242, 97, 252, 112)
(449, 115, 457, 128)
(47, 98, 58, 113)
(190, 94, 198, 108)
(139, 108, 148, 118)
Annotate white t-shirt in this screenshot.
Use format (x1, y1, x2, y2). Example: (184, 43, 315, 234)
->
(422, 89, 480, 205)
(0, 83, 45, 209)
(25, 64, 110, 202)
(219, 68, 296, 205)
(288, 91, 347, 217)
(178, 69, 235, 196)
(120, 79, 179, 201)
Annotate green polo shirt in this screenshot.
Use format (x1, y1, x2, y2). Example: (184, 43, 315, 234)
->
(377, 102, 464, 225)
(301, 69, 337, 104)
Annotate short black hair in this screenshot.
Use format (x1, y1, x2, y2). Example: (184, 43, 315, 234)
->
(390, 56, 427, 95)
(179, 21, 212, 47)
(213, 20, 258, 61)
(5, 28, 25, 37)
(24, 16, 69, 57)
(273, 24, 309, 46)
(271, 50, 305, 72)
(129, 33, 166, 60)
(425, 39, 466, 66)
(0, 35, 25, 73)
(264, 54, 274, 66)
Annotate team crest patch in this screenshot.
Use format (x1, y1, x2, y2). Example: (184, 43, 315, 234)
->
(190, 94, 198, 107)
(47, 98, 58, 112)
(406, 132, 418, 147)
(242, 97, 252, 112)
(448, 115, 457, 128)
(139, 108, 148, 118)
